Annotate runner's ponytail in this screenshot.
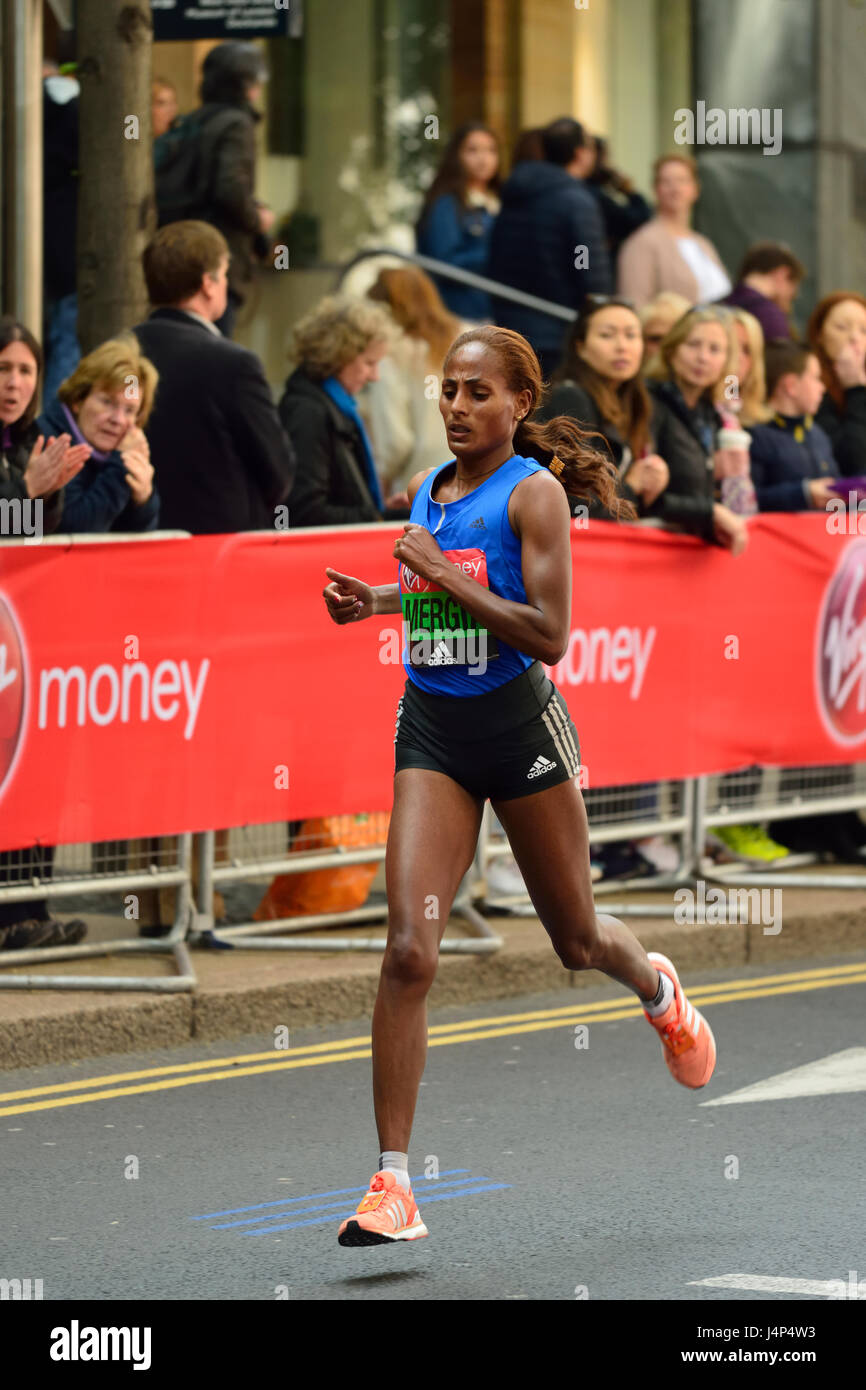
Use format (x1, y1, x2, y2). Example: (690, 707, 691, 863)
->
(514, 414, 636, 521)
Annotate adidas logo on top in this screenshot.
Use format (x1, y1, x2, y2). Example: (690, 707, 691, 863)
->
(469, 516, 486, 529)
(428, 639, 458, 665)
(527, 754, 557, 779)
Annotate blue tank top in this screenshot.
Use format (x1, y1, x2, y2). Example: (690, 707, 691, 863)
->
(398, 453, 547, 695)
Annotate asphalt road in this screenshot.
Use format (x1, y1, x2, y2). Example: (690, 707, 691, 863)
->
(1, 953, 865, 1302)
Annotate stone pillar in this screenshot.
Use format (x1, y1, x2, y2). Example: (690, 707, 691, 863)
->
(519, 0, 576, 128)
(815, 0, 866, 297)
(1, 0, 43, 326)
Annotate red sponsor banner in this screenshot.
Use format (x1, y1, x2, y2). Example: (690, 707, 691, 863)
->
(0, 516, 863, 850)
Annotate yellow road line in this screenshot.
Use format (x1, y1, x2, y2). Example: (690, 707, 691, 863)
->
(1, 960, 861, 1104)
(1, 967, 864, 1118)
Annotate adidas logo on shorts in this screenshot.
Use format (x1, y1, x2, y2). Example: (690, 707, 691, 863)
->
(527, 754, 557, 779)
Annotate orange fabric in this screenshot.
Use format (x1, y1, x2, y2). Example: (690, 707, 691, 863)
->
(253, 813, 388, 919)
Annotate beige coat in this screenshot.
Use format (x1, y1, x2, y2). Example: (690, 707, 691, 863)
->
(617, 217, 729, 309)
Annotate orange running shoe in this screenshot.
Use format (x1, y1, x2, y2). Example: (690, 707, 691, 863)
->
(338, 1171, 429, 1246)
(643, 952, 717, 1089)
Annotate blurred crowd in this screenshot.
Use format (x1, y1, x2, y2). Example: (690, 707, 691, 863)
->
(3, 43, 866, 946)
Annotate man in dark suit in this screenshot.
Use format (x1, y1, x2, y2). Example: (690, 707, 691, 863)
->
(488, 117, 612, 378)
(132, 221, 295, 533)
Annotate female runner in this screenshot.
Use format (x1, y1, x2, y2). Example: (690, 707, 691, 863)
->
(323, 326, 716, 1246)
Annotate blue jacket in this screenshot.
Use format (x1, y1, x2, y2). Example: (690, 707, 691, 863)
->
(416, 192, 495, 321)
(38, 397, 160, 533)
(487, 161, 612, 356)
(748, 414, 836, 512)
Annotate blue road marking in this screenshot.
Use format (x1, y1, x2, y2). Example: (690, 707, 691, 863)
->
(238, 1183, 512, 1235)
(191, 1170, 471, 1221)
(210, 1175, 493, 1230)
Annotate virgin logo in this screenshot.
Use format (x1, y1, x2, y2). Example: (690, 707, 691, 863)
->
(816, 540, 866, 744)
(0, 594, 26, 800)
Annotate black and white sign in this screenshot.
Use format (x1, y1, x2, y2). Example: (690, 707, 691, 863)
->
(151, 0, 293, 42)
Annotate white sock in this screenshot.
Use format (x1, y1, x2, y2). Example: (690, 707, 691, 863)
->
(379, 1150, 411, 1193)
(641, 969, 675, 1017)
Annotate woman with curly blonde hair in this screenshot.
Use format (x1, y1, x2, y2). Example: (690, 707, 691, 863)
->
(279, 295, 407, 526)
(38, 332, 160, 532)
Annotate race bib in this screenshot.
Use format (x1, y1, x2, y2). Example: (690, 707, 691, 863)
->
(400, 548, 499, 668)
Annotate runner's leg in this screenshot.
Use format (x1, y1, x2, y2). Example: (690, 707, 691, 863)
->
(491, 778, 660, 998)
(374, 767, 484, 1154)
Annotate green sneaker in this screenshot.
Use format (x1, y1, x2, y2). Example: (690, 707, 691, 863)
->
(709, 824, 791, 865)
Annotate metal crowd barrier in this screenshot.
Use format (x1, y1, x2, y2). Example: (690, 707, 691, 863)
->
(4, 540, 865, 979)
(696, 763, 866, 888)
(0, 833, 196, 991)
(0, 531, 196, 991)
(194, 820, 502, 953)
(477, 780, 699, 921)
(3, 768, 864, 988)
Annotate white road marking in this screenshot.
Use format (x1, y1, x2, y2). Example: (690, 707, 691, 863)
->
(701, 1047, 866, 1106)
(688, 1273, 865, 1299)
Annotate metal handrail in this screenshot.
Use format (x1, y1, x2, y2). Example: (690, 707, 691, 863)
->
(336, 247, 575, 324)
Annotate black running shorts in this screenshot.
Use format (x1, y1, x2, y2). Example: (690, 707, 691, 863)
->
(393, 660, 582, 801)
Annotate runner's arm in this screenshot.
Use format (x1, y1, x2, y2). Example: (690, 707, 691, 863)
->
(423, 469, 572, 664)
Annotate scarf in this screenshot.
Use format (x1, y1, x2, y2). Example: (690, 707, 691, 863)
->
(60, 401, 111, 462)
(320, 377, 384, 511)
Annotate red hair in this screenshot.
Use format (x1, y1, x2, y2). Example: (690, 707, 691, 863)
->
(807, 291, 866, 410)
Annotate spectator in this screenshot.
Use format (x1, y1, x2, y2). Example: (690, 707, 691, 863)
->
(39, 336, 160, 533)
(585, 135, 652, 261)
(360, 266, 463, 501)
(726, 334, 858, 867)
(807, 292, 866, 475)
(0, 317, 90, 951)
(618, 154, 731, 309)
(644, 305, 748, 551)
(488, 116, 612, 377)
(133, 221, 295, 533)
(415, 123, 501, 322)
(537, 294, 675, 883)
(151, 77, 179, 139)
(42, 56, 81, 402)
(728, 307, 770, 427)
(279, 296, 401, 527)
(720, 241, 805, 342)
(748, 340, 837, 512)
(536, 296, 668, 517)
(649, 304, 767, 867)
(639, 291, 691, 365)
(0, 317, 88, 537)
(156, 41, 275, 338)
